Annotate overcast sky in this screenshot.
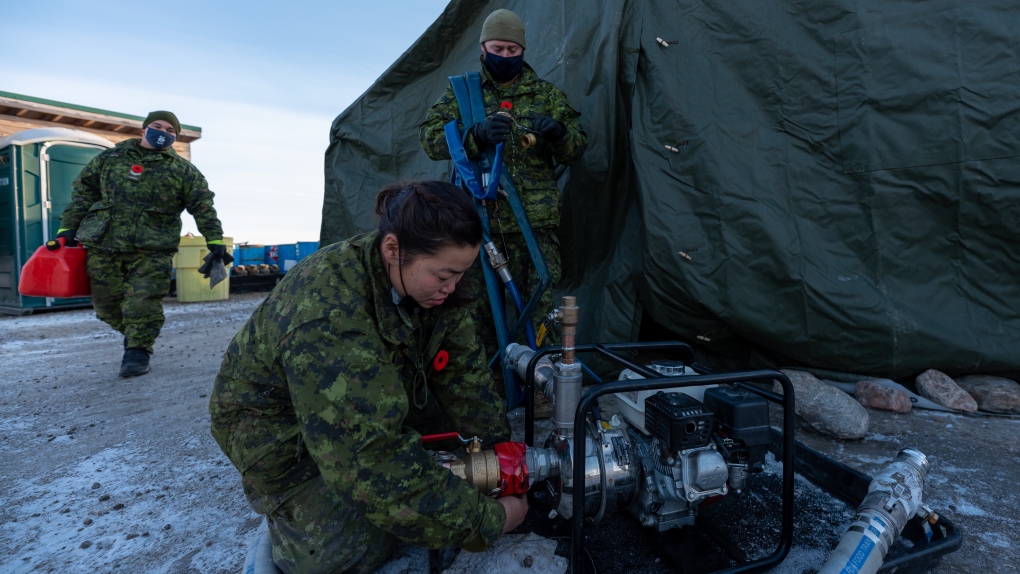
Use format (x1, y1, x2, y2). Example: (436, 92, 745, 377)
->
(2, 0, 450, 245)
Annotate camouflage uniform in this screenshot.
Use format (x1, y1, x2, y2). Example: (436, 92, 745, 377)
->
(210, 231, 510, 573)
(85, 251, 173, 352)
(419, 62, 587, 354)
(60, 138, 223, 352)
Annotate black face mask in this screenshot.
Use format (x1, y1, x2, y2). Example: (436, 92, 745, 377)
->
(483, 51, 524, 82)
(144, 127, 176, 150)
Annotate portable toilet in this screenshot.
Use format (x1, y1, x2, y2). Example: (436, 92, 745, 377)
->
(0, 128, 112, 314)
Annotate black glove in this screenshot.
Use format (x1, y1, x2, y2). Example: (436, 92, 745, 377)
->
(56, 229, 78, 248)
(198, 244, 234, 278)
(472, 114, 513, 146)
(531, 115, 567, 142)
(207, 243, 235, 265)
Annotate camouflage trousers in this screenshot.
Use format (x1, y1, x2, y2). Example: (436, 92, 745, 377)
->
(266, 475, 397, 574)
(259, 405, 457, 573)
(466, 229, 561, 397)
(86, 249, 173, 353)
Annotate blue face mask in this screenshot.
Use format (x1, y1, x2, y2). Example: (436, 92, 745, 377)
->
(483, 51, 524, 82)
(144, 127, 176, 150)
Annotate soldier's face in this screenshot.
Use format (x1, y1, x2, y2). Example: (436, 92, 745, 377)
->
(482, 40, 523, 58)
(140, 120, 178, 150)
(145, 120, 177, 137)
(384, 237, 479, 308)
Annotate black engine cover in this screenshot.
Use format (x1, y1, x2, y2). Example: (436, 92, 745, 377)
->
(702, 386, 770, 447)
(703, 385, 771, 470)
(644, 392, 715, 452)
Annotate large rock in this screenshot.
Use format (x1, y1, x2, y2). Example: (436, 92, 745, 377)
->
(772, 369, 869, 439)
(855, 380, 912, 413)
(955, 375, 1020, 414)
(915, 369, 978, 412)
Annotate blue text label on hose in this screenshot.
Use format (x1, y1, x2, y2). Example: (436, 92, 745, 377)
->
(840, 536, 875, 574)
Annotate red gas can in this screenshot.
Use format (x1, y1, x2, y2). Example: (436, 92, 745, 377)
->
(18, 237, 91, 298)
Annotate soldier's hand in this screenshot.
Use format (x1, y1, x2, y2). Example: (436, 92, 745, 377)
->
(531, 115, 566, 142)
(473, 114, 513, 146)
(56, 228, 79, 248)
(207, 243, 235, 265)
(498, 493, 528, 533)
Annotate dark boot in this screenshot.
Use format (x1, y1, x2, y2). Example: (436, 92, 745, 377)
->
(120, 348, 151, 378)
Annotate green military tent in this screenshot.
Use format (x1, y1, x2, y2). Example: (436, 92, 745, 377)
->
(321, 0, 1020, 379)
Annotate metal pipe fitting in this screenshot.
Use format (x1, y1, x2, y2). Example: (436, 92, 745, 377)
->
(526, 445, 559, 483)
(446, 445, 559, 495)
(506, 343, 555, 399)
(553, 361, 583, 437)
(483, 242, 512, 283)
(559, 296, 579, 364)
(445, 450, 501, 496)
(818, 448, 931, 574)
(520, 132, 537, 148)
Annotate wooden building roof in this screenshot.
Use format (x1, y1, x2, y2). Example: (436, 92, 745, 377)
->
(0, 91, 201, 160)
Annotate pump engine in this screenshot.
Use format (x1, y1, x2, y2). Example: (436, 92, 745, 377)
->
(503, 344, 772, 531)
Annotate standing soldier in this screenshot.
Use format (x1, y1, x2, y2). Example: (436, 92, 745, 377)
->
(57, 110, 227, 378)
(419, 8, 588, 410)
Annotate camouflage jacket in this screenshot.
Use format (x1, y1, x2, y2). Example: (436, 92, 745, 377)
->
(209, 231, 511, 551)
(61, 138, 223, 252)
(419, 62, 587, 233)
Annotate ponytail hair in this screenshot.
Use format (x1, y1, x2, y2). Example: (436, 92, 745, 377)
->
(374, 180, 483, 262)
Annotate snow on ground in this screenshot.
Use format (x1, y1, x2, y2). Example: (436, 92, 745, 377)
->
(2, 443, 252, 574)
(0, 295, 266, 574)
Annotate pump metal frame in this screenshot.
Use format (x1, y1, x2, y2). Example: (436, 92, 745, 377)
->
(523, 341, 795, 574)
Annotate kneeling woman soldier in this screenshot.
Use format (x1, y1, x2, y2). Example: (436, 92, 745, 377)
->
(210, 180, 528, 573)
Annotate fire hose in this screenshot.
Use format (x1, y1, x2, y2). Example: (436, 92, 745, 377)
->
(819, 448, 937, 574)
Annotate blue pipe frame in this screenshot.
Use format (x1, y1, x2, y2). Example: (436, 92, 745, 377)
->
(443, 72, 552, 408)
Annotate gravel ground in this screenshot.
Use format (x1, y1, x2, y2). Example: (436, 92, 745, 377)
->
(1, 293, 1015, 573)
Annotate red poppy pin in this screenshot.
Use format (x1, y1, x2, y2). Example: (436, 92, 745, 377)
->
(433, 349, 449, 372)
(131, 165, 143, 174)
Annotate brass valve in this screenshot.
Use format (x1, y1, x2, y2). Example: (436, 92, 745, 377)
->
(446, 449, 501, 495)
(499, 100, 538, 148)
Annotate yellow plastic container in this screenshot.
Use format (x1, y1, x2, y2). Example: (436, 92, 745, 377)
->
(173, 235, 233, 303)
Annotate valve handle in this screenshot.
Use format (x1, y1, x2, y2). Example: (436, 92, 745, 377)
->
(421, 431, 464, 444)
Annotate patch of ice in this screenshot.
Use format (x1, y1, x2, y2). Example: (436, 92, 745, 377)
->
(0, 445, 256, 574)
(863, 432, 901, 443)
(0, 413, 33, 434)
(931, 465, 975, 476)
(949, 499, 989, 517)
(0, 308, 96, 329)
(766, 546, 831, 574)
(848, 453, 900, 467)
(980, 531, 1012, 549)
(0, 332, 119, 352)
